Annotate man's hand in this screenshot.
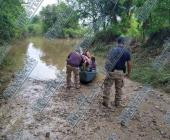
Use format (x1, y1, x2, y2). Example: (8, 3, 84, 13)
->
(126, 61, 132, 78)
(125, 73, 130, 78)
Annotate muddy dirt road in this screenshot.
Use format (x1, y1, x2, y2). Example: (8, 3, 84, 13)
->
(0, 75, 170, 140)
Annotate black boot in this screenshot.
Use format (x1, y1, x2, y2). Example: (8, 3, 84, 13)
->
(102, 102, 109, 107)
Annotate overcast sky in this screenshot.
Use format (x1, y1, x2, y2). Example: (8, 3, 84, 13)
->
(35, 0, 59, 14)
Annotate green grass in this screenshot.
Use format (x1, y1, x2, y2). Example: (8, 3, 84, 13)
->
(131, 55, 170, 93)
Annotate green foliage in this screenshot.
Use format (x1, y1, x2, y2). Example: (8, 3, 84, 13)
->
(92, 43, 114, 56)
(126, 14, 142, 39)
(144, 27, 170, 48)
(40, 2, 80, 38)
(27, 23, 43, 35)
(31, 15, 41, 24)
(94, 24, 121, 43)
(64, 27, 87, 38)
(26, 16, 43, 35)
(0, 0, 25, 44)
(132, 0, 170, 41)
(145, 0, 170, 34)
(131, 57, 170, 93)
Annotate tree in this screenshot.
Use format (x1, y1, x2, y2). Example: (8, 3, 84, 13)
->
(40, 2, 80, 38)
(0, 0, 25, 44)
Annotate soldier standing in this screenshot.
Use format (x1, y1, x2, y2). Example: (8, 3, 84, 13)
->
(66, 49, 84, 89)
(103, 37, 132, 108)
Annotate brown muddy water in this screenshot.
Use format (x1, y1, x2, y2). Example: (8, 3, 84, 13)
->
(9, 37, 80, 80)
(0, 37, 104, 82)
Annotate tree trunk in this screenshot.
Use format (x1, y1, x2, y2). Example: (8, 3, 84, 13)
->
(92, 19, 99, 33)
(111, 14, 118, 24)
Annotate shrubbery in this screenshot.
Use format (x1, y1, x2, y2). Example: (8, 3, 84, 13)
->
(64, 27, 87, 38)
(94, 25, 121, 44)
(131, 57, 170, 93)
(0, 0, 25, 44)
(27, 23, 43, 36)
(144, 28, 170, 48)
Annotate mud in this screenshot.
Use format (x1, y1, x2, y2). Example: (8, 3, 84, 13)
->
(0, 77, 170, 140)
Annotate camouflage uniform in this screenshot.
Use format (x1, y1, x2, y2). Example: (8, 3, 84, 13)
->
(103, 70, 124, 106)
(66, 64, 80, 88)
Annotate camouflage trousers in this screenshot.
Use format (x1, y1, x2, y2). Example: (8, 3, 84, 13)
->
(66, 64, 80, 88)
(103, 70, 124, 106)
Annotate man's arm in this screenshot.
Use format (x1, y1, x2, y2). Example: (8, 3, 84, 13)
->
(126, 61, 132, 78)
(79, 55, 85, 66)
(67, 53, 71, 64)
(67, 53, 71, 59)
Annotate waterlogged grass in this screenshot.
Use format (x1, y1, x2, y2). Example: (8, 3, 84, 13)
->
(0, 59, 24, 94)
(0, 41, 27, 94)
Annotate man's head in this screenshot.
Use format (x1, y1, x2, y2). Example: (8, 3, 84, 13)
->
(117, 36, 125, 45)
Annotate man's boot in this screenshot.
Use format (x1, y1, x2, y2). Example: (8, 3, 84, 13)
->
(102, 101, 109, 108)
(102, 96, 109, 107)
(102, 101, 115, 111)
(115, 100, 126, 108)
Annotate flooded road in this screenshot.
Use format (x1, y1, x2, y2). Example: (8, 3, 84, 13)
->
(0, 37, 170, 140)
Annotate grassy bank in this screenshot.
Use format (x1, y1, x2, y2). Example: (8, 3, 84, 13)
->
(0, 41, 26, 94)
(131, 52, 170, 93)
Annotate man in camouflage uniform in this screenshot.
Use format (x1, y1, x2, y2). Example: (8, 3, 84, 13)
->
(66, 49, 84, 89)
(103, 37, 132, 108)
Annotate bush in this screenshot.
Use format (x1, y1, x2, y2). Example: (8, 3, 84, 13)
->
(126, 15, 142, 39)
(131, 55, 170, 93)
(63, 27, 87, 38)
(27, 23, 43, 36)
(144, 27, 170, 48)
(94, 25, 121, 43)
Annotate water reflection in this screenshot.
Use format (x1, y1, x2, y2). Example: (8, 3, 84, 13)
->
(27, 43, 59, 80)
